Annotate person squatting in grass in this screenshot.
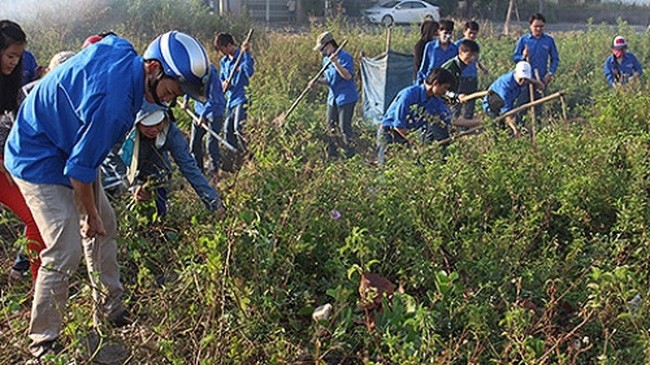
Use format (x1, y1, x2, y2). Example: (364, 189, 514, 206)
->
(603, 35, 643, 88)
(376, 68, 481, 164)
(455, 21, 489, 119)
(187, 60, 227, 180)
(512, 13, 559, 119)
(215, 32, 255, 153)
(309, 31, 358, 159)
(123, 104, 225, 219)
(4, 30, 212, 360)
(0, 20, 46, 282)
(482, 61, 545, 137)
(417, 19, 458, 85)
(10, 50, 76, 280)
(413, 19, 439, 82)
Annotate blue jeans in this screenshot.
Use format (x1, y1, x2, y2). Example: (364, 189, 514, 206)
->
(327, 102, 356, 159)
(190, 114, 224, 173)
(225, 103, 247, 151)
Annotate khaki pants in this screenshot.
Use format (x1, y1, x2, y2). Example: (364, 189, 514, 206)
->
(14, 177, 125, 357)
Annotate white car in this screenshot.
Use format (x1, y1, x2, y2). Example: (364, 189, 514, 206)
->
(365, 0, 440, 27)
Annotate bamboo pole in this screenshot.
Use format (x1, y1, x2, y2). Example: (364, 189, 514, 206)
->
(560, 95, 568, 122)
(494, 92, 564, 123)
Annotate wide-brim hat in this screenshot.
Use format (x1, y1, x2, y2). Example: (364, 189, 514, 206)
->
(314, 31, 334, 51)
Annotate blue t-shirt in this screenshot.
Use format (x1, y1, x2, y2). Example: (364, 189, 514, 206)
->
(5, 35, 144, 186)
(21, 50, 38, 86)
(194, 65, 226, 118)
(220, 49, 254, 109)
(417, 40, 459, 84)
(382, 84, 452, 132)
(482, 71, 526, 114)
(603, 52, 643, 87)
(323, 49, 358, 107)
(455, 38, 479, 78)
(513, 33, 559, 78)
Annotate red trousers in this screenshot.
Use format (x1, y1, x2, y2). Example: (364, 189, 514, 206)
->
(0, 168, 44, 280)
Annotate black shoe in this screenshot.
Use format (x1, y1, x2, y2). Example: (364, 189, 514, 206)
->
(26, 340, 64, 364)
(109, 309, 134, 328)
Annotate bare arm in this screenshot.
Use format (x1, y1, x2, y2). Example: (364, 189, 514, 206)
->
(71, 178, 106, 238)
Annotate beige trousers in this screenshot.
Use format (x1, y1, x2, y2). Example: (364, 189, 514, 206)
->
(14, 177, 125, 357)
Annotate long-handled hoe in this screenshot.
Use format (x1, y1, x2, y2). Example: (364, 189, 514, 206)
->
(273, 40, 349, 126)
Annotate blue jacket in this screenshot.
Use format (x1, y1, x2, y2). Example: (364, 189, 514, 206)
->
(455, 38, 479, 78)
(513, 33, 559, 78)
(417, 40, 459, 84)
(5, 35, 144, 186)
(483, 71, 526, 115)
(382, 84, 452, 131)
(323, 49, 358, 107)
(21, 50, 38, 86)
(194, 65, 226, 119)
(220, 49, 254, 108)
(603, 52, 643, 87)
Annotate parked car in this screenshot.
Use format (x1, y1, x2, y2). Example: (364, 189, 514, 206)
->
(364, 0, 440, 27)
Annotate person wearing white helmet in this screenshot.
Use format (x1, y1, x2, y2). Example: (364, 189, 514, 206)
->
(603, 35, 643, 88)
(4, 30, 210, 360)
(121, 103, 225, 219)
(482, 61, 544, 136)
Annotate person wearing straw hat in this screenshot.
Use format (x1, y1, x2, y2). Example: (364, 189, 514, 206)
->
(123, 105, 225, 219)
(309, 31, 358, 159)
(603, 35, 643, 88)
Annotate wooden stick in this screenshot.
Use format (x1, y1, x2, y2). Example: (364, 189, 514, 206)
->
(181, 106, 238, 152)
(461, 90, 489, 103)
(494, 92, 564, 123)
(528, 73, 537, 129)
(225, 29, 255, 89)
(560, 95, 568, 122)
(437, 91, 565, 145)
(274, 40, 349, 125)
(385, 26, 392, 53)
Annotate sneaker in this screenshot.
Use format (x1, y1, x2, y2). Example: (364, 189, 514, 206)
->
(26, 340, 64, 364)
(8, 267, 28, 281)
(108, 309, 134, 328)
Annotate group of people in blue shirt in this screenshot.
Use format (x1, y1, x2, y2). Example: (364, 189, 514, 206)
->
(0, 10, 647, 362)
(379, 12, 644, 161)
(0, 20, 238, 361)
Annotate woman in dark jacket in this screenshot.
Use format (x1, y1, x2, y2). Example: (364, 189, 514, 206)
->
(413, 19, 439, 82)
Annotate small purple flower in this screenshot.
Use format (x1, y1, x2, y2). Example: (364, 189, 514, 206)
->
(330, 210, 341, 220)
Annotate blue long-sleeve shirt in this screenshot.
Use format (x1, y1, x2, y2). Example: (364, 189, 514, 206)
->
(323, 49, 358, 107)
(417, 40, 458, 84)
(382, 84, 452, 131)
(482, 71, 527, 115)
(144, 123, 221, 211)
(5, 35, 144, 186)
(513, 33, 559, 78)
(455, 38, 479, 78)
(603, 52, 643, 87)
(220, 49, 254, 109)
(194, 65, 226, 119)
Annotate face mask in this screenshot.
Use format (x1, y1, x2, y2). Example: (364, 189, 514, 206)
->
(320, 49, 328, 57)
